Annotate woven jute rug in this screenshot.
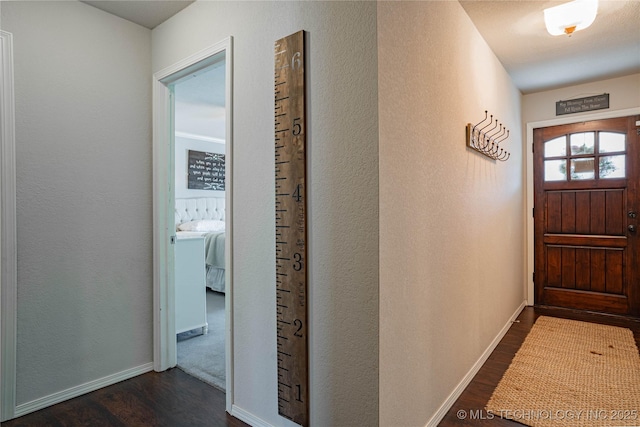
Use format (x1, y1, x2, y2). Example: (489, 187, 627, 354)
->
(486, 316, 640, 426)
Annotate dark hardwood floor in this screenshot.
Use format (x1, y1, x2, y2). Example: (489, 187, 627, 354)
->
(439, 305, 640, 426)
(0, 368, 248, 427)
(2, 307, 638, 427)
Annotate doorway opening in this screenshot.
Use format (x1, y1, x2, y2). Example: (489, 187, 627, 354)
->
(526, 110, 640, 317)
(533, 115, 639, 315)
(152, 37, 233, 411)
(173, 55, 227, 391)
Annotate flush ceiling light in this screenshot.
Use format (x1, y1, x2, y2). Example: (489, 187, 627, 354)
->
(544, 0, 599, 36)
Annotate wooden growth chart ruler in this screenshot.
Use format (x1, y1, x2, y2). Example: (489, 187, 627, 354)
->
(274, 30, 309, 427)
(274, 31, 309, 426)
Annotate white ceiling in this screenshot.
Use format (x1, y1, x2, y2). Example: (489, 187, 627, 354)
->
(174, 54, 226, 142)
(460, 0, 640, 94)
(86, 0, 637, 139)
(81, 1, 194, 29)
(83, 0, 640, 97)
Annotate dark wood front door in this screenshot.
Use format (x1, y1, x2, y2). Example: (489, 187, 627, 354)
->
(534, 115, 639, 316)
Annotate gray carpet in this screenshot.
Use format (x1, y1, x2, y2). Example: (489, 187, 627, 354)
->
(177, 290, 226, 391)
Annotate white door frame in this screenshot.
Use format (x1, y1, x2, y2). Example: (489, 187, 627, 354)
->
(152, 37, 234, 412)
(525, 106, 640, 305)
(0, 29, 17, 423)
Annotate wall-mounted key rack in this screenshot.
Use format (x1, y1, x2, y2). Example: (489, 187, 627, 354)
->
(466, 110, 510, 161)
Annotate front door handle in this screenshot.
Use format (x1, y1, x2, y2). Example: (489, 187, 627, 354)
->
(629, 211, 638, 219)
(629, 224, 637, 233)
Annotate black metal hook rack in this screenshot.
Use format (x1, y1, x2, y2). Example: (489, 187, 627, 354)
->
(466, 110, 510, 161)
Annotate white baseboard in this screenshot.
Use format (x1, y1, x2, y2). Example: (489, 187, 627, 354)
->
(14, 362, 154, 418)
(425, 300, 527, 427)
(231, 404, 274, 427)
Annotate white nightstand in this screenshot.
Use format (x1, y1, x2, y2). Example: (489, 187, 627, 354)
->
(175, 235, 208, 335)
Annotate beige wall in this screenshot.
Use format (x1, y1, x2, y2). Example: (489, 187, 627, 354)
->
(1, 1, 152, 406)
(378, 2, 525, 425)
(523, 73, 640, 124)
(153, 2, 379, 426)
(8, 0, 633, 424)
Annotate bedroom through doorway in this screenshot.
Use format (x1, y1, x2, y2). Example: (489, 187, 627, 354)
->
(171, 52, 228, 392)
(152, 37, 233, 412)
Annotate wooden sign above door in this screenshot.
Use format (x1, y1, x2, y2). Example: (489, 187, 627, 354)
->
(556, 93, 609, 116)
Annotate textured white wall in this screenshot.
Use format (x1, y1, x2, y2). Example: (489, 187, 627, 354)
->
(153, 2, 378, 426)
(523, 73, 640, 123)
(378, 2, 524, 425)
(1, 1, 152, 405)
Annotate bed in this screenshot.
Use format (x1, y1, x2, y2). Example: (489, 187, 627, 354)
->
(175, 197, 226, 293)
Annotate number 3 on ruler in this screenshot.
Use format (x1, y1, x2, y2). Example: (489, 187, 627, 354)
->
(293, 253, 303, 271)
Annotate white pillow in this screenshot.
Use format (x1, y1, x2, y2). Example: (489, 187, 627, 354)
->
(177, 219, 225, 232)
